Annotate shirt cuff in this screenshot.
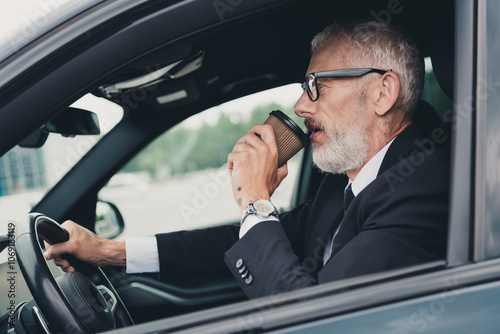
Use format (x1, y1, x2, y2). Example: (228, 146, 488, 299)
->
(125, 237, 160, 274)
(239, 214, 280, 238)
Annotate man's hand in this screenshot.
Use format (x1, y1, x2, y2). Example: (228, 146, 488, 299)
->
(44, 220, 126, 272)
(227, 124, 288, 213)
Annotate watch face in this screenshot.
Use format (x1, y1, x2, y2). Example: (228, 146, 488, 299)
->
(253, 199, 274, 214)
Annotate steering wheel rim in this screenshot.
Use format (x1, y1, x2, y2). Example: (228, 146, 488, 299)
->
(16, 213, 134, 333)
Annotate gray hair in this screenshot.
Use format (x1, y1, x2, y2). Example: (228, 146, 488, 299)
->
(311, 20, 424, 119)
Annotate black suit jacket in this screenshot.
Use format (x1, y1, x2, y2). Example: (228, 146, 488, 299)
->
(156, 125, 450, 299)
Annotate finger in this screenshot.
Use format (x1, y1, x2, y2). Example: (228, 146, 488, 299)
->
(60, 220, 76, 236)
(43, 243, 56, 260)
(44, 240, 74, 259)
(227, 151, 250, 171)
(43, 220, 77, 260)
(44, 248, 52, 260)
(232, 141, 255, 154)
(53, 257, 70, 269)
(53, 256, 76, 272)
(235, 129, 261, 144)
(232, 126, 274, 156)
(248, 124, 277, 149)
(227, 153, 235, 175)
(277, 163, 289, 181)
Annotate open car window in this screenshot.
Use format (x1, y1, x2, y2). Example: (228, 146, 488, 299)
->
(98, 84, 304, 238)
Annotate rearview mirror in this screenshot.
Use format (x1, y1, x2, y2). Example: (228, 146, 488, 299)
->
(19, 107, 100, 148)
(44, 107, 100, 136)
(18, 128, 49, 148)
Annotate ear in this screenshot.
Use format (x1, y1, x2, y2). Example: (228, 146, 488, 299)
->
(374, 71, 400, 116)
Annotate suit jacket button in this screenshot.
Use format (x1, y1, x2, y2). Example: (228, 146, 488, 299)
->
(244, 275, 253, 285)
(236, 259, 244, 269)
(238, 265, 246, 274)
(241, 269, 249, 278)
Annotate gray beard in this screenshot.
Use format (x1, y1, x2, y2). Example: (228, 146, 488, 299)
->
(312, 120, 369, 174)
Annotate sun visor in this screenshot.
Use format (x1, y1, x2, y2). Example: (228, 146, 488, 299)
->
(98, 51, 204, 98)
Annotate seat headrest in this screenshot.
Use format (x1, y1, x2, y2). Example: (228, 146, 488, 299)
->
(412, 99, 442, 139)
(430, 20, 455, 99)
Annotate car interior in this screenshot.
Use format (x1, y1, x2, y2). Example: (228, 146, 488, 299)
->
(0, 0, 458, 332)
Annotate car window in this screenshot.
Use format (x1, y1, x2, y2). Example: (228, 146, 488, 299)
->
(422, 57, 453, 120)
(98, 84, 305, 239)
(0, 94, 123, 238)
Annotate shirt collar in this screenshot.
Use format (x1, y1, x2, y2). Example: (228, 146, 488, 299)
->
(350, 138, 396, 196)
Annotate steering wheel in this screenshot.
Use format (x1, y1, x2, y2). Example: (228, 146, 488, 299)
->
(16, 213, 134, 333)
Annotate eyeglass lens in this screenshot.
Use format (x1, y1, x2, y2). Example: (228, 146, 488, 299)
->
(306, 75, 317, 101)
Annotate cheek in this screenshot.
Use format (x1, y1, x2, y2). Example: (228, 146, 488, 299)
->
(318, 86, 360, 124)
(320, 105, 353, 128)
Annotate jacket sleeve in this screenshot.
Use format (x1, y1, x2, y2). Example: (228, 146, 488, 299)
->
(224, 221, 317, 298)
(156, 224, 239, 281)
(153, 198, 314, 283)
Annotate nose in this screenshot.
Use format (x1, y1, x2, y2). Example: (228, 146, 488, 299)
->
(294, 88, 316, 118)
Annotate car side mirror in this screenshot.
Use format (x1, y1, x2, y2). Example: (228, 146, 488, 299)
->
(95, 200, 125, 239)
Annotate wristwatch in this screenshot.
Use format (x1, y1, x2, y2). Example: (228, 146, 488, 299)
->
(241, 199, 278, 225)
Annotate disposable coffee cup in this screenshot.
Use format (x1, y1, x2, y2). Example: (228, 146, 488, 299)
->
(264, 110, 309, 167)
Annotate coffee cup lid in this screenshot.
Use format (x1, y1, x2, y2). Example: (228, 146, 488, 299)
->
(269, 110, 309, 147)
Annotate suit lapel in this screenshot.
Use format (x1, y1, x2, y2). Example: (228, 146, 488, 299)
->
(378, 125, 424, 176)
(303, 174, 347, 270)
(323, 124, 423, 265)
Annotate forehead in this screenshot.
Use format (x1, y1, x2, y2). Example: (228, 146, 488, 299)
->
(307, 42, 351, 74)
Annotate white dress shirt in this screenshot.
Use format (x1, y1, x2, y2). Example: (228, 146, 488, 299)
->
(125, 237, 159, 273)
(125, 138, 395, 273)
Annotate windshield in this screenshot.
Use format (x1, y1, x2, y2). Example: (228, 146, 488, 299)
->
(0, 94, 123, 237)
(0, 0, 102, 63)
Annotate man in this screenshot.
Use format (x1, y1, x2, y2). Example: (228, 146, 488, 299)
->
(45, 20, 449, 299)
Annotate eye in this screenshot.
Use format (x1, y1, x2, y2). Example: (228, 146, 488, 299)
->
(317, 83, 325, 89)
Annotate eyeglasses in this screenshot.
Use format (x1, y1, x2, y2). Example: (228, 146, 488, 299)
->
(301, 68, 388, 102)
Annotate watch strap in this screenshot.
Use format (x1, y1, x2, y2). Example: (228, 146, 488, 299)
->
(241, 200, 278, 226)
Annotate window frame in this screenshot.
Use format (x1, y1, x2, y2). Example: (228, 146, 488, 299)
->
(474, 0, 500, 261)
(446, 0, 476, 267)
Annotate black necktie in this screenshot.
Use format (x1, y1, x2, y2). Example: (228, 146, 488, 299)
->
(323, 183, 356, 265)
(343, 183, 355, 213)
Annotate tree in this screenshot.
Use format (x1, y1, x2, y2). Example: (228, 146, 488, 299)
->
(121, 102, 299, 179)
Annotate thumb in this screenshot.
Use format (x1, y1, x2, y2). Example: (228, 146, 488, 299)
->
(277, 163, 288, 182)
(43, 241, 72, 260)
(253, 124, 278, 152)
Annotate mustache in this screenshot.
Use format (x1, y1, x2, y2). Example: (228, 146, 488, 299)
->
(304, 118, 323, 132)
